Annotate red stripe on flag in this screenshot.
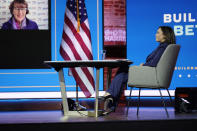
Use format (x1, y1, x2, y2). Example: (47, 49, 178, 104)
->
(61, 36, 95, 89)
(60, 45, 95, 94)
(81, 22, 91, 42)
(80, 67, 95, 89)
(64, 15, 93, 60)
(62, 31, 82, 60)
(71, 68, 92, 98)
(60, 45, 70, 60)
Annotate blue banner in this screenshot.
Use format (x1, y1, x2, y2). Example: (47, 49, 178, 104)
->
(127, 0, 197, 89)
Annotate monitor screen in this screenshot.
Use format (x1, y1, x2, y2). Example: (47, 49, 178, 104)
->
(0, 0, 51, 69)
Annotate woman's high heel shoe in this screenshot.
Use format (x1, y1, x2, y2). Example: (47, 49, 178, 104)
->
(101, 97, 116, 116)
(98, 95, 113, 101)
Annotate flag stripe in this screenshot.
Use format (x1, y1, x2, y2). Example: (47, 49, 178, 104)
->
(65, 8, 92, 53)
(61, 39, 76, 61)
(60, 45, 95, 95)
(63, 22, 89, 60)
(62, 28, 94, 81)
(60, 45, 70, 61)
(62, 31, 82, 60)
(81, 22, 91, 42)
(60, 38, 95, 92)
(60, 42, 95, 89)
(64, 14, 93, 60)
(74, 68, 95, 94)
(71, 68, 92, 97)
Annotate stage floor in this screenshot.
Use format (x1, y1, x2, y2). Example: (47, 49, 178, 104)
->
(0, 99, 197, 130)
(0, 107, 197, 124)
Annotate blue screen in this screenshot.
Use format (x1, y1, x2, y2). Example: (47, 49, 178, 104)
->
(0, 0, 196, 94)
(0, 0, 103, 92)
(127, 0, 197, 89)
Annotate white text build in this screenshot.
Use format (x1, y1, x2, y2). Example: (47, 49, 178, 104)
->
(163, 13, 197, 36)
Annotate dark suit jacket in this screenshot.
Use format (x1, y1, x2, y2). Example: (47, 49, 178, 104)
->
(116, 43, 169, 74)
(143, 43, 168, 67)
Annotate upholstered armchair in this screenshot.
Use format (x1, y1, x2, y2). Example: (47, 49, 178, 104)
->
(126, 44, 180, 116)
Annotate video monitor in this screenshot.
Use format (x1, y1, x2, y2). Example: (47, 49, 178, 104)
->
(0, 0, 51, 69)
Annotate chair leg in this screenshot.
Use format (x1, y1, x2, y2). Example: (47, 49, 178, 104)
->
(126, 87, 133, 116)
(166, 88, 173, 103)
(159, 88, 169, 117)
(137, 88, 141, 116)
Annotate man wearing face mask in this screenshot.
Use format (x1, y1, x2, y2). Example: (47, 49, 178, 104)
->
(1, 0, 38, 30)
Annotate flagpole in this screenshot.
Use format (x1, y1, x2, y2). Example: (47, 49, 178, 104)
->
(97, 0, 99, 60)
(94, 0, 100, 117)
(55, 0, 57, 61)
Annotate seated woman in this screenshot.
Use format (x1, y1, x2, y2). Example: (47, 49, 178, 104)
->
(1, 0, 38, 30)
(101, 26, 176, 115)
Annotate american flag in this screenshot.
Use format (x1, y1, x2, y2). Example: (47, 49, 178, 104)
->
(60, 0, 95, 97)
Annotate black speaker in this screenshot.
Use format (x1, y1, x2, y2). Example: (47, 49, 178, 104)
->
(175, 87, 197, 113)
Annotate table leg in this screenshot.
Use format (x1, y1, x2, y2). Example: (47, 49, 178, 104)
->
(58, 68, 69, 115)
(106, 67, 112, 90)
(94, 68, 100, 117)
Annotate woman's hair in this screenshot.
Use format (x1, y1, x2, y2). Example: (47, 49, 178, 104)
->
(159, 26, 176, 44)
(9, 0, 29, 15)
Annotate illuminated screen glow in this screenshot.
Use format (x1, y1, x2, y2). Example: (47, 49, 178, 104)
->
(127, 0, 197, 89)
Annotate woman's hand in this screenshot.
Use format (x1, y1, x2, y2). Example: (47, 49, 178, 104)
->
(139, 63, 144, 66)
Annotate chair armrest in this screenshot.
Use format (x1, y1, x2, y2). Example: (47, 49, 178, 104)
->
(127, 66, 159, 88)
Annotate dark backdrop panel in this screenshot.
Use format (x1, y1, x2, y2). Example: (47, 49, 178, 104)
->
(0, 30, 51, 69)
